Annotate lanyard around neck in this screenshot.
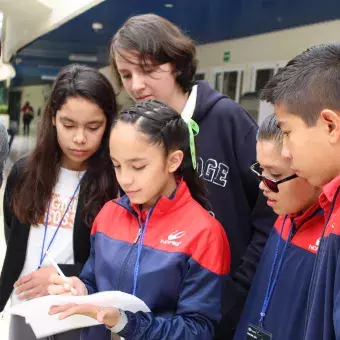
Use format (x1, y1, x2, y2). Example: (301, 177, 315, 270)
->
(39, 173, 85, 268)
(259, 207, 324, 328)
(259, 215, 292, 327)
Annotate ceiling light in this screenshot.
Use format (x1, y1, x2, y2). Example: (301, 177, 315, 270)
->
(164, 4, 174, 8)
(0, 62, 16, 81)
(92, 22, 103, 31)
(41, 75, 57, 81)
(69, 54, 98, 62)
(38, 64, 59, 69)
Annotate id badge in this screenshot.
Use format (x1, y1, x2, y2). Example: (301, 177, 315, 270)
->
(247, 324, 273, 340)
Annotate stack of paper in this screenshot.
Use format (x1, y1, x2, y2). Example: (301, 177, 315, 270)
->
(6, 291, 150, 338)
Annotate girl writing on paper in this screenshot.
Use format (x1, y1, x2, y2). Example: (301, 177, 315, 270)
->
(0, 64, 118, 340)
(48, 100, 231, 340)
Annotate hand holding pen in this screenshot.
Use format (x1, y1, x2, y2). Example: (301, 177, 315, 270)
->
(46, 250, 87, 296)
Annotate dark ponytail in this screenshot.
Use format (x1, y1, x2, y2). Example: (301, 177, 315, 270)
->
(111, 100, 208, 209)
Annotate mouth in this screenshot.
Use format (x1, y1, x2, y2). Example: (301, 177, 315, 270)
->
(70, 149, 88, 157)
(264, 194, 277, 207)
(125, 190, 140, 195)
(266, 198, 277, 207)
(136, 95, 153, 102)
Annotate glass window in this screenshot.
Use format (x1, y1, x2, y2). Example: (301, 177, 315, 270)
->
(222, 71, 238, 101)
(255, 68, 274, 93)
(194, 73, 205, 81)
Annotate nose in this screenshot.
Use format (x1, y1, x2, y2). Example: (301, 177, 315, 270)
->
(259, 180, 272, 197)
(259, 180, 266, 191)
(131, 73, 146, 93)
(73, 128, 86, 145)
(118, 170, 134, 188)
(281, 145, 292, 159)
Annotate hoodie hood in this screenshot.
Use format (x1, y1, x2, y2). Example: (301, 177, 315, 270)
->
(193, 80, 226, 123)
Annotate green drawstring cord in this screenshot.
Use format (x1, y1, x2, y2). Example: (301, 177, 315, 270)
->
(186, 119, 199, 169)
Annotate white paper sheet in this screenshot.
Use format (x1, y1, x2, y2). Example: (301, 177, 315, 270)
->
(5, 291, 150, 339)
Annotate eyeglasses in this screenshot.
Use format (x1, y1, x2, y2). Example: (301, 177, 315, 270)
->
(250, 162, 298, 193)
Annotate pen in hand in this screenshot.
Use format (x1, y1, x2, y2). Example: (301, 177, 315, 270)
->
(45, 250, 77, 295)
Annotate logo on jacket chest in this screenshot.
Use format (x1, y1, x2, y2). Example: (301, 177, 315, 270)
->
(160, 230, 186, 247)
(197, 157, 229, 187)
(308, 237, 320, 253)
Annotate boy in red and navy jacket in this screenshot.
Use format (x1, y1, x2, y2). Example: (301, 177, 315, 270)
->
(261, 43, 340, 339)
(235, 114, 322, 339)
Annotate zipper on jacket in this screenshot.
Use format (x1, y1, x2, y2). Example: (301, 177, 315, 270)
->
(113, 199, 157, 291)
(133, 228, 141, 243)
(116, 226, 141, 290)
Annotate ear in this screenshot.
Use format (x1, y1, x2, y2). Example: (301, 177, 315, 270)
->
(320, 109, 340, 143)
(167, 150, 184, 173)
(52, 116, 56, 126)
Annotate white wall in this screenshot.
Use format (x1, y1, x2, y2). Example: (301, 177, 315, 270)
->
(101, 19, 340, 116)
(197, 19, 340, 92)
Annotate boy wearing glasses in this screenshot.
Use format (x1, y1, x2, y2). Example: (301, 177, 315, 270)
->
(261, 43, 340, 339)
(235, 114, 322, 340)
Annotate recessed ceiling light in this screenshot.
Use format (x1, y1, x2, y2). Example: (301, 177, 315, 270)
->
(92, 22, 103, 31)
(41, 75, 57, 81)
(164, 4, 174, 8)
(69, 54, 98, 62)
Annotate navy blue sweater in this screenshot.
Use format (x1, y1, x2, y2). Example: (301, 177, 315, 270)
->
(193, 81, 276, 338)
(303, 176, 340, 339)
(234, 204, 324, 340)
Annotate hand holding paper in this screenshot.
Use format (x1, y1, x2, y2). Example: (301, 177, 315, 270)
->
(6, 291, 150, 338)
(48, 272, 120, 329)
(49, 303, 120, 328)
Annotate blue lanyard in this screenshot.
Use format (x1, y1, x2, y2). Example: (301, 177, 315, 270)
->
(259, 215, 293, 327)
(39, 173, 85, 268)
(259, 208, 324, 328)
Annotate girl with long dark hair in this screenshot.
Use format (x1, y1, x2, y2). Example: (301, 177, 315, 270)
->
(0, 64, 118, 340)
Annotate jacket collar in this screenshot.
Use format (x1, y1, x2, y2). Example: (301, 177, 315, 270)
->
(288, 202, 323, 229)
(321, 174, 340, 204)
(116, 180, 192, 223)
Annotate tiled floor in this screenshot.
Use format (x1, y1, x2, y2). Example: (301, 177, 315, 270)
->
(0, 132, 37, 340)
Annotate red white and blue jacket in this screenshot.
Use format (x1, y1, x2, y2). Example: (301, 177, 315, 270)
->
(234, 203, 324, 340)
(79, 181, 231, 340)
(304, 176, 340, 339)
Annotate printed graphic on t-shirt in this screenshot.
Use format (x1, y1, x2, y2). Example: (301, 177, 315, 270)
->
(38, 193, 78, 229)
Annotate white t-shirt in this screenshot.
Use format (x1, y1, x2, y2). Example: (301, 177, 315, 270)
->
(11, 167, 85, 306)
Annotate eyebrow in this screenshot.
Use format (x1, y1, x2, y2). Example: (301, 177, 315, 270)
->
(118, 63, 154, 73)
(110, 157, 148, 162)
(60, 117, 104, 124)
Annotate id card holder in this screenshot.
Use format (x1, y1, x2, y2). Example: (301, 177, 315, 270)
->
(247, 324, 273, 340)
